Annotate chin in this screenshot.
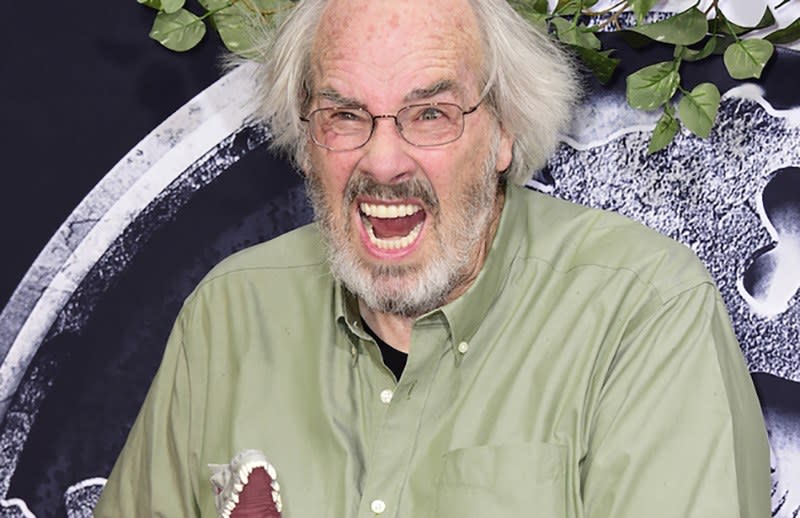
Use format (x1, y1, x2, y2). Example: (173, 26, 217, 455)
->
(335, 251, 457, 318)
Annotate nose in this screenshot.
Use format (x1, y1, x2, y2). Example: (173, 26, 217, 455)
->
(357, 116, 417, 184)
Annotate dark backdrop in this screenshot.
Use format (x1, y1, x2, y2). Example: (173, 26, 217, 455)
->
(1, 4, 799, 517)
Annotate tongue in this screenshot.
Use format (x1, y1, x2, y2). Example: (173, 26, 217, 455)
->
(369, 211, 425, 239)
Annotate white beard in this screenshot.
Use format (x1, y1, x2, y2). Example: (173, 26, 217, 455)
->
(306, 137, 502, 318)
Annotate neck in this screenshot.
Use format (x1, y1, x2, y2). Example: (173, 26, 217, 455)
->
(358, 303, 415, 352)
(358, 187, 506, 353)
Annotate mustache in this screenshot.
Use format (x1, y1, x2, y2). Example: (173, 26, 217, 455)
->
(344, 173, 440, 215)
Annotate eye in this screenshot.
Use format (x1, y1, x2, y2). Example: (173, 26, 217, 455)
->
(332, 110, 360, 120)
(328, 108, 369, 123)
(418, 107, 445, 121)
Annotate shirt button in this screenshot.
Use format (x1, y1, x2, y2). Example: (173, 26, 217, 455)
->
(370, 499, 386, 514)
(457, 341, 469, 354)
(380, 389, 394, 404)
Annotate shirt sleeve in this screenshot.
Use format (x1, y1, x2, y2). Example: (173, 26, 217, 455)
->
(94, 306, 201, 517)
(580, 283, 771, 517)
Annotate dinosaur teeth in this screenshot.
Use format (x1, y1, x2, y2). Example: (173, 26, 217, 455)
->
(209, 449, 283, 516)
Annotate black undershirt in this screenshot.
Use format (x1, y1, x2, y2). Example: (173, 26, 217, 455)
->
(363, 321, 408, 380)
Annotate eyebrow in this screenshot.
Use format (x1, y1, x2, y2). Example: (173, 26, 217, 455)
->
(315, 89, 366, 109)
(404, 80, 463, 103)
(313, 79, 464, 109)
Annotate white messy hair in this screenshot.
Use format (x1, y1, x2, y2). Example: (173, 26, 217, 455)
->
(248, 0, 580, 185)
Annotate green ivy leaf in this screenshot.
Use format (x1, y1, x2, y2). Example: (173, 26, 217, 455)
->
(709, 8, 775, 36)
(138, 0, 162, 9)
(523, 12, 549, 32)
(201, 0, 293, 14)
(509, 0, 549, 15)
(710, 34, 737, 55)
(620, 31, 655, 49)
(675, 36, 718, 62)
(207, 0, 294, 57)
(149, 9, 207, 52)
(161, 0, 185, 14)
(723, 39, 774, 79)
(678, 83, 720, 138)
(570, 45, 620, 84)
(552, 18, 601, 50)
(248, 0, 297, 14)
(765, 17, 800, 45)
(630, 0, 658, 25)
(626, 7, 708, 46)
(531, 0, 549, 12)
(748, 7, 776, 29)
(198, 0, 228, 9)
(212, 8, 256, 56)
(554, 0, 580, 15)
(510, 0, 548, 31)
(648, 103, 679, 153)
(626, 61, 680, 111)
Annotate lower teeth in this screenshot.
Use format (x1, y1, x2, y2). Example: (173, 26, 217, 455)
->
(366, 221, 422, 250)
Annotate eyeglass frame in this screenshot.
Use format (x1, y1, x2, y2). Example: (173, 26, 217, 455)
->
(299, 99, 484, 151)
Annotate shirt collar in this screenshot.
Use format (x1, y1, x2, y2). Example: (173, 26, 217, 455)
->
(334, 182, 527, 358)
(336, 281, 364, 334)
(438, 182, 525, 354)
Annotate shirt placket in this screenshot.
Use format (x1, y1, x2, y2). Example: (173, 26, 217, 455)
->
(355, 319, 451, 518)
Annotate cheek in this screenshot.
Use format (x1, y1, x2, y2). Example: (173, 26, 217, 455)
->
(426, 138, 492, 191)
(310, 151, 349, 189)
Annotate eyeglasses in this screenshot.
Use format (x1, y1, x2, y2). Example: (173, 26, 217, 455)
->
(300, 101, 482, 151)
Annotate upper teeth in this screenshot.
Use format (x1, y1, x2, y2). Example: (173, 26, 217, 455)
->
(360, 203, 421, 218)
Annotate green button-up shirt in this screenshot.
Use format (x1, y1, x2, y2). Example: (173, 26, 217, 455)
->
(96, 184, 769, 517)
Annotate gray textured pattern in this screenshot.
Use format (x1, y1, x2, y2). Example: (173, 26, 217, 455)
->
(63, 480, 104, 518)
(767, 406, 800, 517)
(0, 499, 33, 517)
(0, 124, 269, 512)
(1, 71, 797, 515)
(0, 358, 55, 502)
(540, 93, 800, 381)
(542, 92, 800, 517)
(0, 62, 262, 425)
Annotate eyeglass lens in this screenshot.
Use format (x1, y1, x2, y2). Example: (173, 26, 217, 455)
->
(308, 103, 468, 150)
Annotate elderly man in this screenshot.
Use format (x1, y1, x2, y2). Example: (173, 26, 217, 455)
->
(96, 0, 770, 516)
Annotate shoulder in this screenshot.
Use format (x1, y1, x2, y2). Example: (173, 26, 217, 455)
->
(184, 223, 330, 304)
(511, 185, 712, 303)
(204, 223, 326, 281)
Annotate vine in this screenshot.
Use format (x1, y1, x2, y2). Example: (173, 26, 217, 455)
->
(138, 0, 800, 152)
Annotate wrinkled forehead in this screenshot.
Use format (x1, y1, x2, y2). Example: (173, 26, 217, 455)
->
(309, 0, 485, 98)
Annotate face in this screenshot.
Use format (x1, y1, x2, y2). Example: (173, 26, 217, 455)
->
(305, 0, 513, 318)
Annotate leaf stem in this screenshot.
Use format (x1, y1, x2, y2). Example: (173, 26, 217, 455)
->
(198, 2, 234, 21)
(234, 0, 295, 19)
(595, 2, 629, 32)
(583, 0, 627, 17)
(722, 15, 741, 41)
(150, 2, 234, 40)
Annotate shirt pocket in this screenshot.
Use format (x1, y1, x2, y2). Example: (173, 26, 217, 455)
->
(433, 441, 567, 518)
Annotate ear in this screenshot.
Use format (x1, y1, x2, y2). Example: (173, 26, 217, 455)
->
(495, 128, 514, 174)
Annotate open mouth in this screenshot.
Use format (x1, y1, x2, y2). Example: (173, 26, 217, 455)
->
(359, 201, 426, 251)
